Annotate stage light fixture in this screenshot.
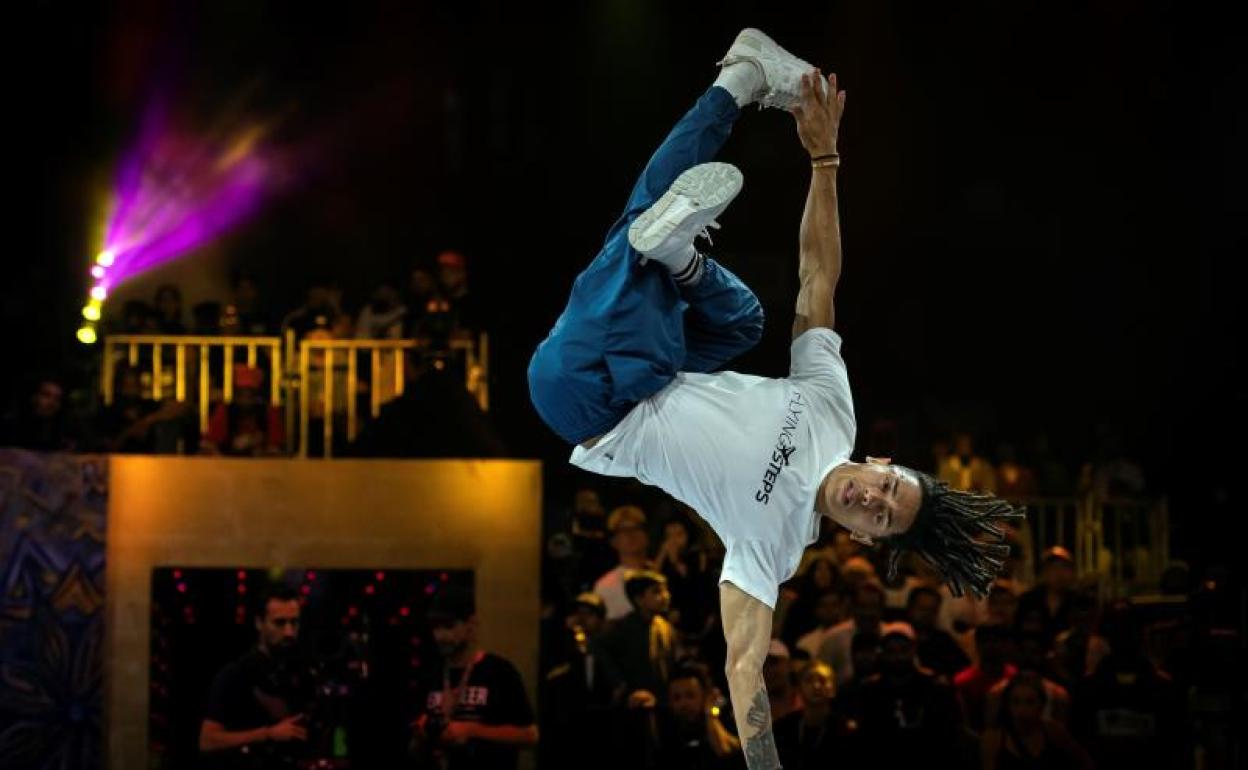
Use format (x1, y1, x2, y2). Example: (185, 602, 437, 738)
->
(77, 326, 97, 344)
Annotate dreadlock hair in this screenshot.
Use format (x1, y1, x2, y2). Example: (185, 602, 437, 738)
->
(885, 470, 1026, 599)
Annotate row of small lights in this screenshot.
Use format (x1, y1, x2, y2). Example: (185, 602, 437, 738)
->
(77, 249, 116, 345)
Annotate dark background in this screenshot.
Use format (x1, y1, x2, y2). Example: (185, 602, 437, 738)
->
(18, 3, 1245, 557)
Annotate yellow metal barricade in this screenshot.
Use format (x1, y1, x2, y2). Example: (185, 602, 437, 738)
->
(297, 334, 489, 457)
(1019, 494, 1169, 598)
(101, 334, 283, 436)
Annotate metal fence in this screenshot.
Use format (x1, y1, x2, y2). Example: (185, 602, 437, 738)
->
(99, 332, 489, 456)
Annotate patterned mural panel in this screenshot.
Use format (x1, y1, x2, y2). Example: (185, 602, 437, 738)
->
(0, 449, 107, 770)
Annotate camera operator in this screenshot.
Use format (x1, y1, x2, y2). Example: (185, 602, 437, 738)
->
(410, 586, 538, 770)
(199, 585, 313, 768)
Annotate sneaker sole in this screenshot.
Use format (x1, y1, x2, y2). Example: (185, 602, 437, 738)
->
(628, 162, 743, 255)
(721, 28, 816, 109)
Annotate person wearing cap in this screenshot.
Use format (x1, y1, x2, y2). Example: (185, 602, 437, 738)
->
(542, 592, 617, 770)
(592, 505, 655, 620)
(412, 587, 537, 770)
(858, 621, 963, 765)
(203, 365, 284, 456)
(435, 250, 483, 338)
(1016, 546, 1077, 644)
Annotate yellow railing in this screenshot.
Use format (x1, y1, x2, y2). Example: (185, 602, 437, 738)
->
(99, 333, 489, 457)
(102, 335, 283, 434)
(1020, 494, 1169, 598)
(296, 334, 489, 457)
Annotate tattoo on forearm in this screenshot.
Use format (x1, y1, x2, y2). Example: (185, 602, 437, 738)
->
(743, 688, 780, 770)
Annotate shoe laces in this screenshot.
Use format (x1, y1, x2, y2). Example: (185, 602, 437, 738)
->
(697, 220, 720, 246)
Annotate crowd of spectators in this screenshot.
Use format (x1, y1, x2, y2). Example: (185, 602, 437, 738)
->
(535, 472, 1242, 769)
(0, 256, 1240, 768)
(0, 251, 496, 457)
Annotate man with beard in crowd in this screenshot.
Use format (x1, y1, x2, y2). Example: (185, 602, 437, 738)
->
(199, 586, 314, 768)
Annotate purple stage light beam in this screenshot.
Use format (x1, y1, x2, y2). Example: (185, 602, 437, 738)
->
(95, 94, 292, 292)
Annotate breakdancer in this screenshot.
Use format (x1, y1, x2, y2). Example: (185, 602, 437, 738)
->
(528, 28, 1024, 768)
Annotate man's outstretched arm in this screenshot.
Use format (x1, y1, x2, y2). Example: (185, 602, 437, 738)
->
(720, 582, 779, 770)
(791, 71, 847, 340)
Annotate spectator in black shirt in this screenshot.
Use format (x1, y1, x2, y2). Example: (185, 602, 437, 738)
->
(654, 510, 715, 642)
(858, 622, 963, 766)
(542, 593, 617, 769)
(654, 662, 742, 770)
(199, 586, 312, 767)
(907, 584, 971, 679)
(93, 364, 196, 453)
(154, 283, 187, 334)
(774, 660, 863, 769)
(1, 375, 83, 452)
(1072, 600, 1187, 769)
(436, 250, 484, 337)
(1016, 547, 1077, 644)
(835, 629, 881, 723)
(412, 586, 537, 770)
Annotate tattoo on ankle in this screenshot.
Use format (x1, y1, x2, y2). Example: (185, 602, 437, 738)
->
(743, 688, 780, 769)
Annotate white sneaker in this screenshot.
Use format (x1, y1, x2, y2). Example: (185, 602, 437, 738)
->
(717, 28, 816, 110)
(628, 162, 743, 264)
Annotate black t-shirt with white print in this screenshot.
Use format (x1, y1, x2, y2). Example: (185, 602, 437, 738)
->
(420, 652, 535, 770)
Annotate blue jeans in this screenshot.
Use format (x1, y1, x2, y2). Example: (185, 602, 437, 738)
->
(528, 86, 765, 445)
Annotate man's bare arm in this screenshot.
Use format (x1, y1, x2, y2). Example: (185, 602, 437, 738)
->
(790, 71, 847, 340)
(720, 582, 779, 770)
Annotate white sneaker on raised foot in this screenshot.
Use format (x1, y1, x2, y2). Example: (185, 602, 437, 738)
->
(628, 162, 743, 269)
(717, 28, 816, 110)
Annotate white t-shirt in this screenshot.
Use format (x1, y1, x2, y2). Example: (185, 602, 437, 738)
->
(571, 328, 856, 608)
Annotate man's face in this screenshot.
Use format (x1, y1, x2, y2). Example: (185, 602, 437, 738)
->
(667, 676, 706, 726)
(1041, 560, 1075, 592)
(880, 636, 917, 678)
(663, 522, 689, 553)
(256, 599, 300, 655)
(799, 664, 835, 706)
(814, 592, 842, 627)
(637, 583, 670, 615)
(1007, 683, 1044, 724)
(851, 643, 880, 679)
(33, 382, 63, 418)
(570, 606, 604, 637)
(574, 489, 603, 515)
(432, 617, 474, 658)
(822, 460, 922, 543)
(611, 524, 648, 559)
(409, 268, 435, 297)
(908, 593, 941, 631)
(988, 589, 1018, 625)
(439, 265, 467, 293)
(851, 587, 884, 630)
